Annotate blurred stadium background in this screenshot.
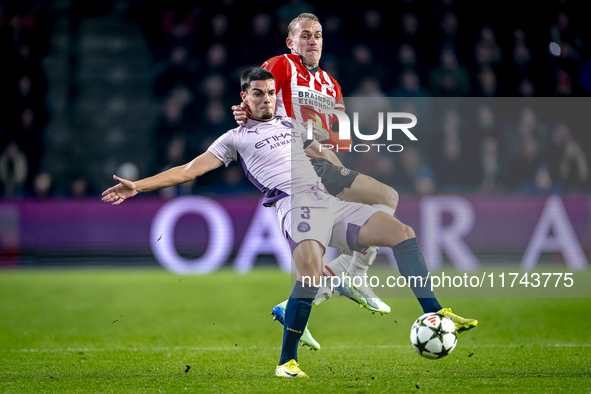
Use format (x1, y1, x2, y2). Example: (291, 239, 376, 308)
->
(0, 0, 590, 270)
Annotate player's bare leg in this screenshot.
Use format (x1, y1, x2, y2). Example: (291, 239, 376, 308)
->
(318, 175, 399, 313)
(336, 175, 399, 210)
(337, 175, 398, 275)
(292, 240, 324, 284)
(276, 241, 323, 377)
(357, 212, 478, 332)
(272, 239, 323, 351)
(357, 211, 412, 247)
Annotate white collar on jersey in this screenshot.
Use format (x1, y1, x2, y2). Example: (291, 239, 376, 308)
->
(243, 116, 280, 128)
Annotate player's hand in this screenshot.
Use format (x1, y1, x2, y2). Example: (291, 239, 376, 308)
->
(231, 102, 250, 125)
(101, 175, 138, 205)
(307, 120, 330, 142)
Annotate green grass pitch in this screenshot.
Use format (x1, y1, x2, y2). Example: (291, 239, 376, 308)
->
(1, 268, 590, 392)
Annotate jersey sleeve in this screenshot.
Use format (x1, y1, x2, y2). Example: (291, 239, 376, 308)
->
(326, 76, 351, 148)
(332, 77, 345, 112)
(207, 131, 237, 167)
(261, 56, 288, 95)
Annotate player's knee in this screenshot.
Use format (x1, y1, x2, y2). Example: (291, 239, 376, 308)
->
(402, 224, 415, 240)
(386, 223, 415, 247)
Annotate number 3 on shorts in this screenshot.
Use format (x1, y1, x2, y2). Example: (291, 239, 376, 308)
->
(301, 207, 310, 219)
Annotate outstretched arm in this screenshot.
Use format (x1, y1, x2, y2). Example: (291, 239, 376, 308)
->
(102, 152, 223, 205)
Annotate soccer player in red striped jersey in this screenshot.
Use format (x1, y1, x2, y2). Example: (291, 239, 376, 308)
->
(260, 47, 349, 149)
(232, 13, 478, 351)
(234, 14, 395, 317)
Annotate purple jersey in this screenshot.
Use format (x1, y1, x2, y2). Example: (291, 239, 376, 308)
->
(208, 116, 322, 206)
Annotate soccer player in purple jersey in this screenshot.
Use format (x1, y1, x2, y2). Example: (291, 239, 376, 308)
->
(231, 13, 477, 350)
(102, 68, 478, 378)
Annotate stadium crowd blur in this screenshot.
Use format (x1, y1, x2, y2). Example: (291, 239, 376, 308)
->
(0, 2, 50, 198)
(1, 0, 590, 199)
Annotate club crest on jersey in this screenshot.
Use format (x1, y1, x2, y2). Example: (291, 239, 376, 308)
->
(281, 120, 294, 128)
(321, 83, 335, 93)
(297, 222, 311, 232)
(340, 168, 351, 176)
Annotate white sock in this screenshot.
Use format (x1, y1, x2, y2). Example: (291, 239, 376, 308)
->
(347, 247, 378, 279)
(312, 253, 353, 305)
(339, 205, 392, 281)
(372, 203, 395, 216)
(342, 205, 394, 281)
(324, 253, 352, 278)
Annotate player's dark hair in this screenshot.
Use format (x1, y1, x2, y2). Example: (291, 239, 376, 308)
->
(240, 68, 275, 92)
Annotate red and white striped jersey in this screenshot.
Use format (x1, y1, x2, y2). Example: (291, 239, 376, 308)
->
(261, 54, 351, 148)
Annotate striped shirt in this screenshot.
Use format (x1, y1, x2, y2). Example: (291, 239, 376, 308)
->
(261, 54, 351, 148)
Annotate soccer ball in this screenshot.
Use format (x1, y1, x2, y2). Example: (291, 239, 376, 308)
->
(410, 312, 457, 359)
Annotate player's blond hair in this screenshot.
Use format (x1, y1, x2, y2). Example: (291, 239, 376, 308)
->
(287, 13, 320, 37)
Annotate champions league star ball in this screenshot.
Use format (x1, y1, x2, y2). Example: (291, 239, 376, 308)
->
(410, 313, 457, 359)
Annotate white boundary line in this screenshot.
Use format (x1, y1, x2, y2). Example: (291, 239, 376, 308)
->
(10, 343, 591, 353)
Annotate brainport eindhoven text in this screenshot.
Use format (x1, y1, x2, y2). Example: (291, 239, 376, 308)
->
(309, 111, 418, 153)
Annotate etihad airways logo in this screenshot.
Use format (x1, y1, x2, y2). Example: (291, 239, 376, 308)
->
(254, 132, 298, 149)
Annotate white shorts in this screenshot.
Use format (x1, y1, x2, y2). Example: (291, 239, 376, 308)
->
(275, 186, 377, 253)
